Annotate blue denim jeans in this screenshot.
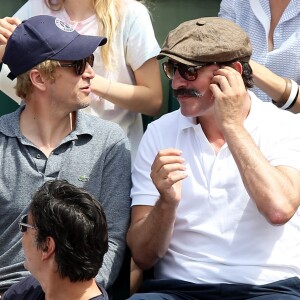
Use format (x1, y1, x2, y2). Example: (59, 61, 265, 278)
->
(127, 277, 300, 300)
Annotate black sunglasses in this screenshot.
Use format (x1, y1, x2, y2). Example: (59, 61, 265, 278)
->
(162, 61, 216, 81)
(19, 214, 36, 233)
(60, 54, 94, 75)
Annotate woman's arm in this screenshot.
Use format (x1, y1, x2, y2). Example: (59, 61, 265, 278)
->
(91, 57, 163, 116)
(250, 60, 300, 113)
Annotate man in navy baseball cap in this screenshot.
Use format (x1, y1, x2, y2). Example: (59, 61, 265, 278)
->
(2, 15, 107, 80)
(0, 14, 131, 297)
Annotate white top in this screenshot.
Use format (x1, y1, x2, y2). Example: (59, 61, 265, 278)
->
(0, 0, 161, 160)
(219, 0, 300, 102)
(131, 91, 300, 285)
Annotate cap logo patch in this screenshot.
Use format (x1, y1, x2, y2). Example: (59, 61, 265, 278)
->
(55, 18, 75, 32)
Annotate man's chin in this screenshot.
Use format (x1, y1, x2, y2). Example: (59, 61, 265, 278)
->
(78, 102, 90, 110)
(179, 108, 198, 118)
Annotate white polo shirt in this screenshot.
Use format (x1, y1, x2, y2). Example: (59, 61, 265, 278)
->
(131, 91, 300, 285)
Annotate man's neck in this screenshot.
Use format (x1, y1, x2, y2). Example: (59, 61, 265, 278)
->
(197, 115, 226, 154)
(20, 105, 76, 157)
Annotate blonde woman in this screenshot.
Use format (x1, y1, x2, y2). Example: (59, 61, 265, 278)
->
(0, 0, 163, 160)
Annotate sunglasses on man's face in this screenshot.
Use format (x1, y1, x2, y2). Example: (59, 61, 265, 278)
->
(19, 214, 36, 233)
(59, 54, 94, 75)
(162, 61, 216, 81)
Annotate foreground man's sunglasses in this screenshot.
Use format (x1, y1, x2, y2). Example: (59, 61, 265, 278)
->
(60, 54, 95, 75)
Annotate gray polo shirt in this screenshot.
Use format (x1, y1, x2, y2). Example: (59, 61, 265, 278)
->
(0, 106, 132, 291)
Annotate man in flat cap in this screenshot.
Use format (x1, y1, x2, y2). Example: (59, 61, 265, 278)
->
(0, 15, 131, 296)
(127, 17, 300, 299)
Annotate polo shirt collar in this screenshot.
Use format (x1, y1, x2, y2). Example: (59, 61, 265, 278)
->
(177, 110, 198, 131)
(0, 105, 94, 140)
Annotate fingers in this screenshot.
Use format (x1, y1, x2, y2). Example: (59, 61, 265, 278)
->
(209, 65, 247, 129)
(0, 17, 21, 45)
(210, 66, 245, 104)
(150, 148, 188, 200)
(211, 66, 244, 94)
(151, 148, 186, 177)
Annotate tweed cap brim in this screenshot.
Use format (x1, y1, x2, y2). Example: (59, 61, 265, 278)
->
(157, 17, 252, 65)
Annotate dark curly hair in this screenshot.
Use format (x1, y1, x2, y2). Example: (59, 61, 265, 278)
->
(30, 179, 108, 282)
(222, 59, 254, 89)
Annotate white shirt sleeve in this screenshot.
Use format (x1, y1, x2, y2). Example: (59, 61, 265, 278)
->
(123, 1, 160, 71)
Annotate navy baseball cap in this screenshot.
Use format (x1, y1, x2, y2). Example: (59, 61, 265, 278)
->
(2, 15, 107, 80)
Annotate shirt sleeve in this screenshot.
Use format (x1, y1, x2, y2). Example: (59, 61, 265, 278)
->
(124, 2, 161, 71)
(95, 128, 132, 289)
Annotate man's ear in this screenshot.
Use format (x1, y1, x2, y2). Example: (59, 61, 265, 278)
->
(41, 237, 56, 260)
(29, 69, 47, 91)
(230, 61, 243, 75)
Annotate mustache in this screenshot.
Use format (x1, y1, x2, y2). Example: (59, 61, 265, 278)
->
(173, 88, 203, 98)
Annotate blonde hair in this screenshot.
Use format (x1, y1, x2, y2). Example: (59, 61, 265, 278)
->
(46, 0, 126, 69)
(16, 60, 60, 99)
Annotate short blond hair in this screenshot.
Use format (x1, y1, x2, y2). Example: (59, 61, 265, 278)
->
(15, 60, 60, 100)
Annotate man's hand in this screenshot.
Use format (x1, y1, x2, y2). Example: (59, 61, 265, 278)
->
(209, 65, 247, 131)
(150, 148, 187, 206)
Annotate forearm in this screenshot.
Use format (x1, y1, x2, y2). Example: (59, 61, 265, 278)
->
(251, 60, 286, 100)
(91, 58, 162, 116)
(127, 199, 177, 270)
(224, 124, 300, 224)
(250, 60, 300, 113)
(91, 77, 160, 115)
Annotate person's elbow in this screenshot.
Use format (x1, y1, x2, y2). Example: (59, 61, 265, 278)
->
(144, 87, 163, 117)
(127, 233, 160, 270)
(261, 200, 298, 225)
(130, 248, 160, 271)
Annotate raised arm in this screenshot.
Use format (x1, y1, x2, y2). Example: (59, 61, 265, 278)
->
(127, 148, 187, 270)
(250, 60, 300, 113)
(90, 1, 162, 116)
(91, 57, 162, 116)
(210, 65, 300, 225)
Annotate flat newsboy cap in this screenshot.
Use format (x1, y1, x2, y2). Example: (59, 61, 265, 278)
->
(2, 15, 107, 80)
(157, 17, 252, 66)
